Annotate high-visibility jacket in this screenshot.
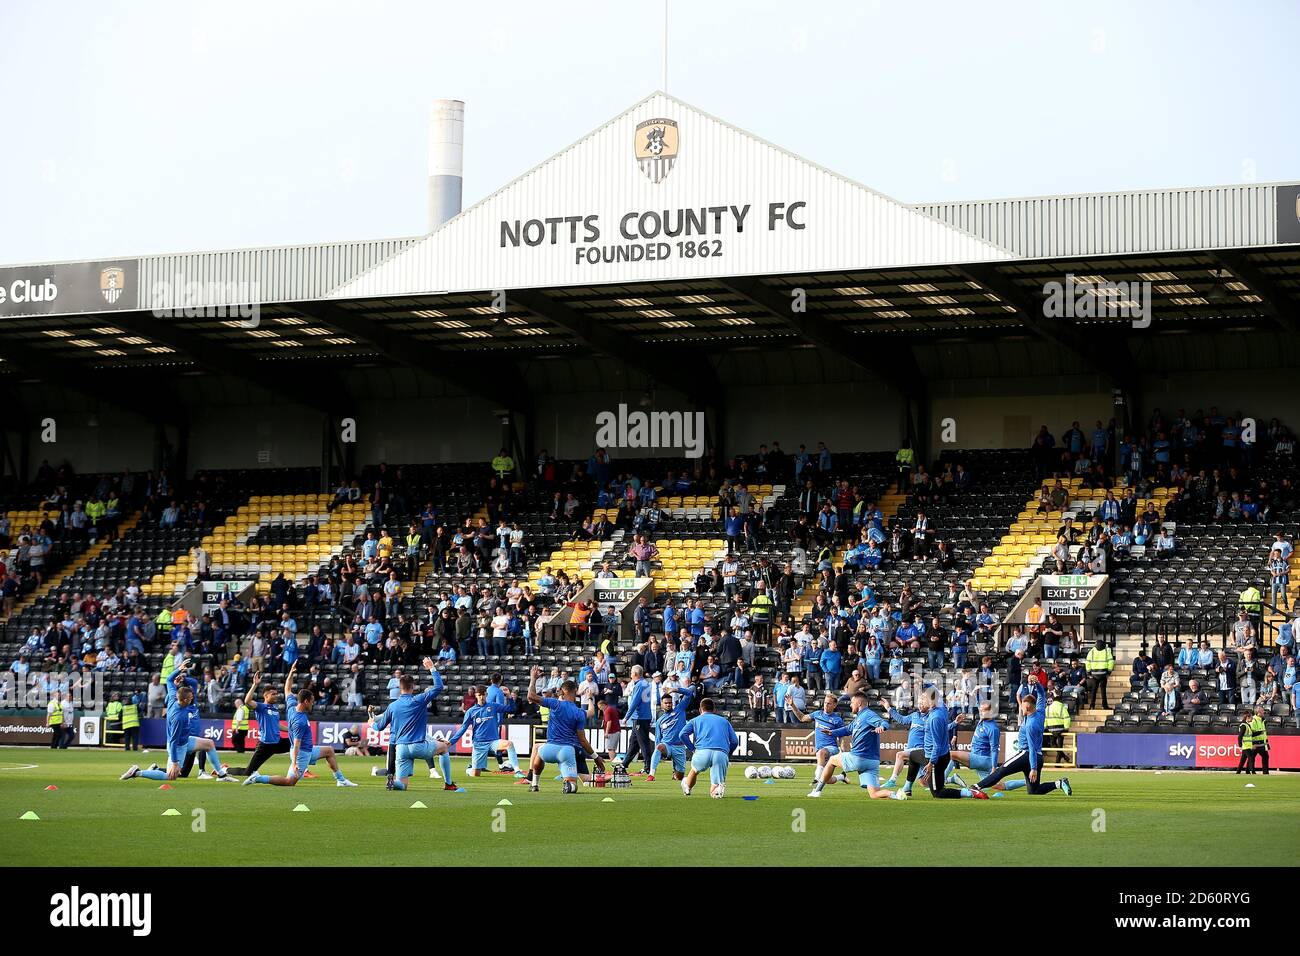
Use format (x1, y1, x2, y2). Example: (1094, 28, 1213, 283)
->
(85, 500, 106, 521)
(492, 455, 515, 478)
(1239, 587, 1263, 614)
(405, 533, 422, 557)
(47, 699, 63, 727)
(1085, 645, 1115, 675)
(155, 607, 173, 633)
(1237, 719, 1254, 750)
(1249, 715, 1269, 749)
(896, 447, 915, 468)
(750, 594, 775, 623)
(121, 701, 140, 730)
(105, 700, 123, 730)
(233, 704, 249, 732)
(570, 604, 591, 627)
(1046, 700, 1072, 732)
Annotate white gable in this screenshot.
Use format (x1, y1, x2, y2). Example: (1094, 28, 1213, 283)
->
(333, 92, 1012, 298)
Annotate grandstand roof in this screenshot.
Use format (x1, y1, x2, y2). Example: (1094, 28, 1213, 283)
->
(2, 91, 1298, 413)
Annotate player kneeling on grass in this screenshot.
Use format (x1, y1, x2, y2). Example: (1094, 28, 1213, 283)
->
(121, 666, 233, 783)
(444, 684, 524, 779)
(648, 683, 695, 781)
(681, 697, 739, 798)
(368, 658, 455, 791)
(969, 693, 1070, 799)
(788, 693, 847, 783)
(242, 669, 356, 788)
(945, 701, 1021, 798)
(526, 665, 601, 793)
(808, 692, 892, 799)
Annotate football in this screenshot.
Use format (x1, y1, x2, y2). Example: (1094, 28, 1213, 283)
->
(744, 766, 759, 779)
(758, 766, 772, 778)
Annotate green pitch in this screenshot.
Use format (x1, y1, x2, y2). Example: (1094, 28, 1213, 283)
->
(2, 749, 1297, 866)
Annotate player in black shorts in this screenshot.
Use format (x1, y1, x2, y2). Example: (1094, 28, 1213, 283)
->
(225, 672, 293, 775)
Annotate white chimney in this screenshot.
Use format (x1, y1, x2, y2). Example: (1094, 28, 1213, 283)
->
(427, 98, 464, 231)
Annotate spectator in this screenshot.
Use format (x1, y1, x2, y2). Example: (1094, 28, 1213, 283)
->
(1214, 650, 1238, 705)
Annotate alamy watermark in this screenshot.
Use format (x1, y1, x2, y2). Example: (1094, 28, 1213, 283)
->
(594, 403, 706, 459)
(1043, 273, 1152, 329)
(1, 672, 104, 710)
(150, 274, 260, 327)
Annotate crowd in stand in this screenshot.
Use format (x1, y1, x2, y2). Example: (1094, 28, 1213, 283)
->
(6, 406, 1300, 730)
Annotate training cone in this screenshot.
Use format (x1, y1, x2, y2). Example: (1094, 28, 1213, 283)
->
(743, 795, 759, 801)
(158, 783, 172, 790)
(496, 799, 513, 806)
(601, 797, 615, 803)
(409, 800, 427, 809)
(764, 779, 775, 785)
(1245, 783, 1256, 788)
(292, 804, 310, 812)
(161, 808, 181, 817)
(43, 784, 58, 791)
(19, 811, 39, 820)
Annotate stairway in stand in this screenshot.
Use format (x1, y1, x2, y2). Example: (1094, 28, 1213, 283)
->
(4, 513, 142, 621)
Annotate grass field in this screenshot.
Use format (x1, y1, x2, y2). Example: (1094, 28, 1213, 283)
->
(3, 748, 1297, 866)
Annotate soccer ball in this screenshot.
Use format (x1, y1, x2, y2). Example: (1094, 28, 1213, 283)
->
(778, 766, 795, 779)
(758, 766, 772, 778)
(744, 766, 759, 779)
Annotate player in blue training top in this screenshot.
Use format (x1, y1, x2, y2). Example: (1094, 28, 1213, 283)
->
(971, 693, 1072, 798)
(242, 664, 356, 788)
(807, 692, 892, 799)
(681, 697, 739, 798)
(883, 699, 927, 793)
(946, 700, 1022, 797)
(443, 683, 524, 779)
(367, 658, 455, 791)
(227, 670, 294, 776)
(895, 688, 963, 800)
(789, 693, 848, 783)
(648, 683, 695, 781)
(120, 663, 232, 783)
(526, 665, 600, 794)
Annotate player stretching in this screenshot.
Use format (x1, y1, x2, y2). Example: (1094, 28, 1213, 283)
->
(882, 705, 924, 794)
(648, 683, 695, 781)
(895, 688, 962, 800)
(808, 692, 892, 799)
(120, 666, 232, 782)
(947, 701, 1022, 797)
(789, 694, 847, 783)
(226, 672, 293, 776)
(368, 658, 454, 791)
(970, 693, 1071, 798)
(525, 665, 599, 793)
(444, 684, 525, 778)
(681, 698, 739, 798)
(242, 667, 356, 787)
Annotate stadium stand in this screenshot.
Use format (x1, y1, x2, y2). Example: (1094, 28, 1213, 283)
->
(4, 411, 1299, 748)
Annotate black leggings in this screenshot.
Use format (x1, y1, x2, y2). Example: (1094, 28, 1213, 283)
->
(907, 750, 963, 798)
(977, 751, 1059, 794)
(623, 720, 653, 772)
(227, 738, 292, 775)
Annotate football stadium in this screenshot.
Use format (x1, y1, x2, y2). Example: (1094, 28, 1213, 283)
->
(1, 2, 1297, 925)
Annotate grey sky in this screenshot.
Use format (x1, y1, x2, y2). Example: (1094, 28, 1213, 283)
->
(1, 0, 1296, 264)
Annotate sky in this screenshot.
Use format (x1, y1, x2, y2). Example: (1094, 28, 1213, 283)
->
(1, 0, 1297, 264)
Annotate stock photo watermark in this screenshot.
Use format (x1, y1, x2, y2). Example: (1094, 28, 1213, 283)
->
(1043, 273, 1152, 329)
(594, 403, 706, 459)
(150, 275, 261, 328)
